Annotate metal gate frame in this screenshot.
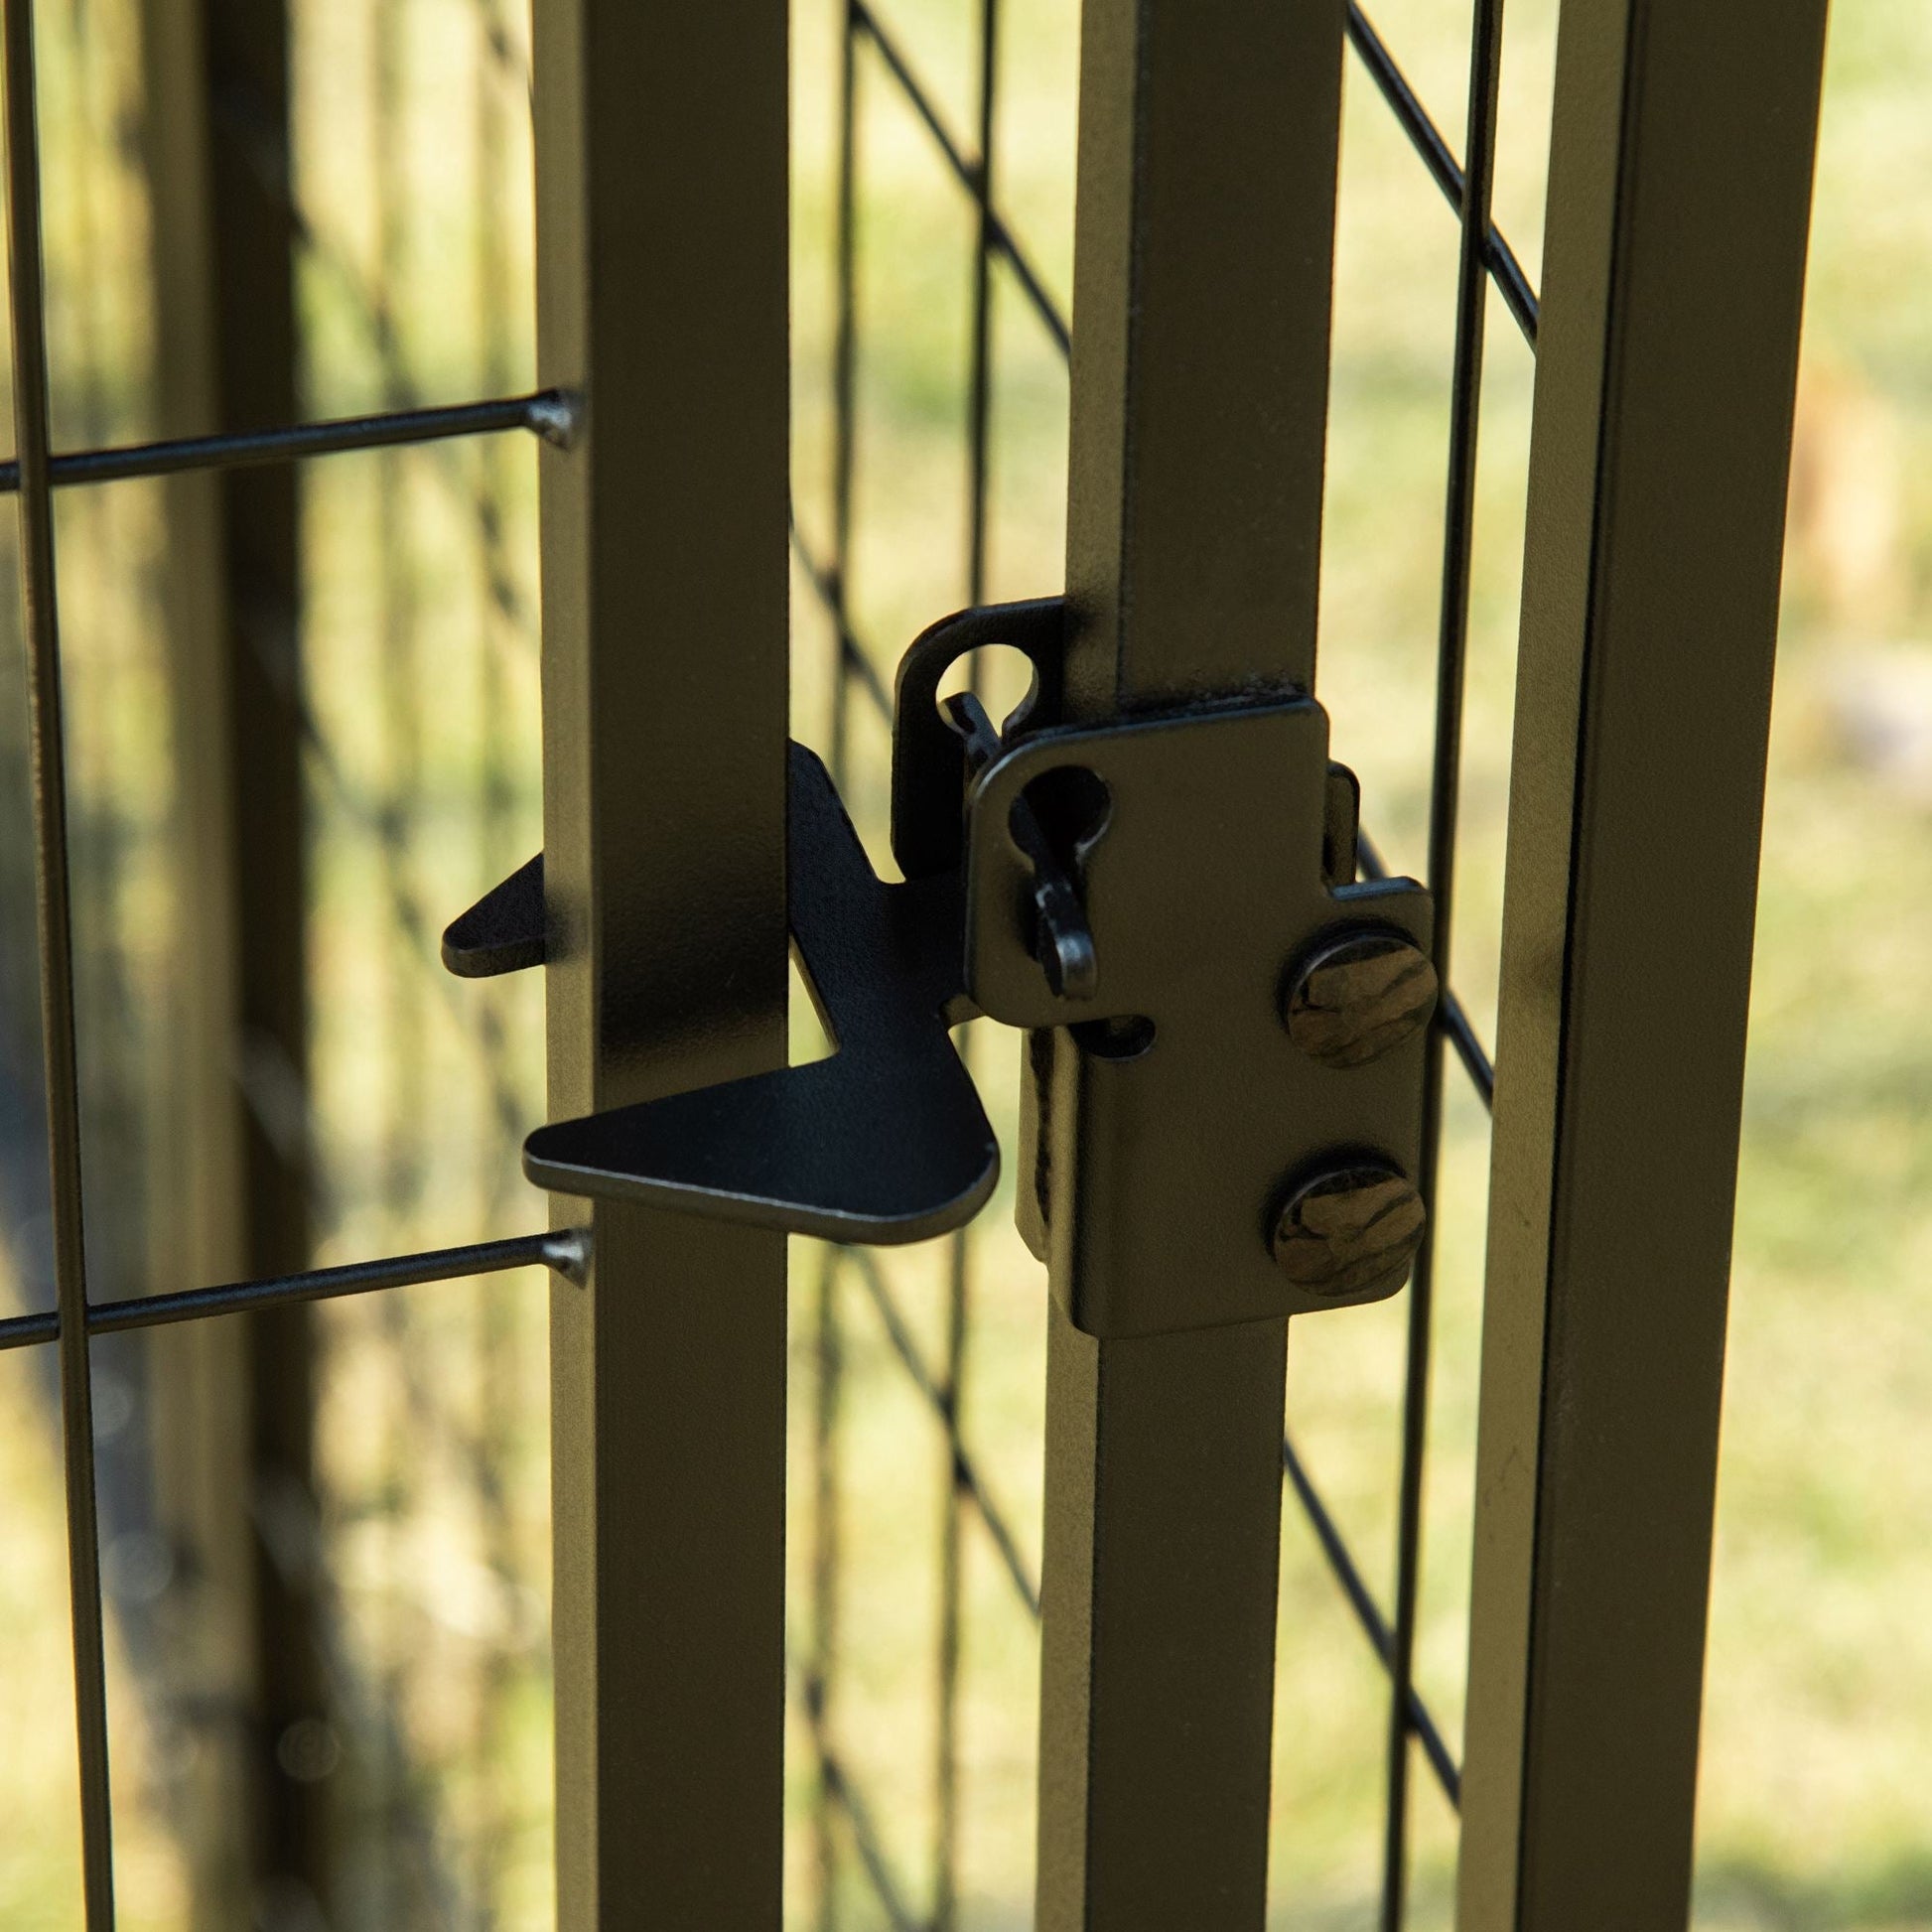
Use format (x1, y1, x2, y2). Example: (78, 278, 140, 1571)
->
(530, 0, 792, 1921)
(1032, 3, 1344, 1922)
(0, 0, 1831, 1928)
(1457, 4, 1831, 1928)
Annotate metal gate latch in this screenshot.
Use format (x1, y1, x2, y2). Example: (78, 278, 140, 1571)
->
(444, 599, 1438, 1336)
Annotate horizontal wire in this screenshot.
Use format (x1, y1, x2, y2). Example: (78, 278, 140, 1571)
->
(203, 133, 546, 1157)
(0, 1228, 584, 1355)
(847, 1248, 1041, 1619)
(851, 0, 1070, 355)
(0, 388, 574, 497)
(1345, 3, 1539, 347)
(283, 185, 541, 637)
(1283, 1432, 1461, 1807)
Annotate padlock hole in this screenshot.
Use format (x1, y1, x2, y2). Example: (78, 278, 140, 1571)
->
(1012, 763, 1112, 877)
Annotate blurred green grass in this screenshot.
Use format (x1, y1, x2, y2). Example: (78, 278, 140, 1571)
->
(3, 0, 1932, 1926)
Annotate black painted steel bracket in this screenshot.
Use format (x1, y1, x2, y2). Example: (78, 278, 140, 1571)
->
(527, 743, 996, 1243)
(444, 598, 1438, 1334)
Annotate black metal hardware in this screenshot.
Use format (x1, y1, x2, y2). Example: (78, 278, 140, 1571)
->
(441, 853, 546, 979)
(1271, 1163, 1426, 1300)
(1285, 930, 1439, 1070)
(449, 597, 1436, 1332)
(0, 0, 1832, 1903)
(525, 741, 998, 1244)
(965, 687, 1434, 1336)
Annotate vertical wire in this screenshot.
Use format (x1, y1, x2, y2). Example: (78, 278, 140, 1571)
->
(59, 0, 129, 1335)
(810, 1242, 848, 1932)
(934, 5, 1001, 1926)
(375, 0, 424, 1230)
(814, 19, 861, 1922)
(369, 1, 423, 1910)
(471, 0, 519, 1919)
(1, 0, 118, 1920)
(828, 0, 859, 773)
(1378, 1, 1507, 1925)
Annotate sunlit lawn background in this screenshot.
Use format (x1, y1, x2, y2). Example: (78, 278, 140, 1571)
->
(0, 0, 1930, 1925)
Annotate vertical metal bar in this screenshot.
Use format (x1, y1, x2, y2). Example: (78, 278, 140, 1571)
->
(139, 0, 310, 1914)
(470, 2, 521, 1917)
(812, 11, 862, 1920)
(1, 0, 116, 1921)
(370, 8, 420, 1904)
(935, 7, 1001, 1924)
(1380, 1, 1506, 1922)
(809, 1246, 845, 1932)
(1455, 4, 1830, 1928)
(1035, 2, 1344, 1926)
(187, 0, 332, 1909)
(532, 0, 790, 1923)
(373, 0, 424, 1238)
(829, 0, 861, 771)
(963, 0, 1000, 621)
(934, 1212, 965, 1932)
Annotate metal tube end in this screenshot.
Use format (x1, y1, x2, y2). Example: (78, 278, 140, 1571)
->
(525, 388, 584, 450)
(542, 1226, 593, 1286)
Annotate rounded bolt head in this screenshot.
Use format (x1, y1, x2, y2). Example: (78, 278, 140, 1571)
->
(1285, 930, 1439, 1069)
(1271, 1164, 1426, 1300)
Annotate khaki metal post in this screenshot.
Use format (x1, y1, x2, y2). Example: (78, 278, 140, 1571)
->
(1458, 3, 1830, 1926)
(530, 2, 791, 1924)
(1035, 2, 1345, 1925)
(142, 0, 326, 1918)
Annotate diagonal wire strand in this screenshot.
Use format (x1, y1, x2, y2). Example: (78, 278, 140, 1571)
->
(1345, 3, 1539, 346)
(851, 1, 1070, 355)
(791, 512, 896, 730)
(1283, 1435, 1460, 1806)
(797, 1664, 926, 1932)
(848, 1248, 1041, 1619)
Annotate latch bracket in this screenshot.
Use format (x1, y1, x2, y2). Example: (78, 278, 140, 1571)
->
(443, 598, 1438, 1335)
(965, 697, 1434, 1335)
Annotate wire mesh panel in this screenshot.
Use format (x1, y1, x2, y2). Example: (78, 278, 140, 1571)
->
(1, 0, 560, 1923)
(787, 0, 1530, 1922)
(0, 0, 1833, 1928)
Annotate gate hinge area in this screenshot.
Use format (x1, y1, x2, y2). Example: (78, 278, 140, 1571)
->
(443, 599, 1438, 1337)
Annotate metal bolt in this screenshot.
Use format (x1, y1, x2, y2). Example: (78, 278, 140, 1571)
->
(1284, 929, 1438, 1068)
(1270, 1163, 1425, 1299)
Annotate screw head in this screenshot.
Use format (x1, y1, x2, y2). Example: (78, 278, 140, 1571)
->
(1271, 1164, 1426, 1300)
(1285, 930, 1438, 1069)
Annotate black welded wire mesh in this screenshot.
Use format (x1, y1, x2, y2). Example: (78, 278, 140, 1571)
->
(0, 0, 559, 1924)
(0, 0, 1544, 1925)
(788, 1, 1534, 1925)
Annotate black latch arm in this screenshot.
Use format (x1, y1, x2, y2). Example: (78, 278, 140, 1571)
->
(444, 743, 999, 1245)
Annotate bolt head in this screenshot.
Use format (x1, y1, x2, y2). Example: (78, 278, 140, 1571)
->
(1285, 930, 1438, 1068)
(1271, 1164, 1425, 1300)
